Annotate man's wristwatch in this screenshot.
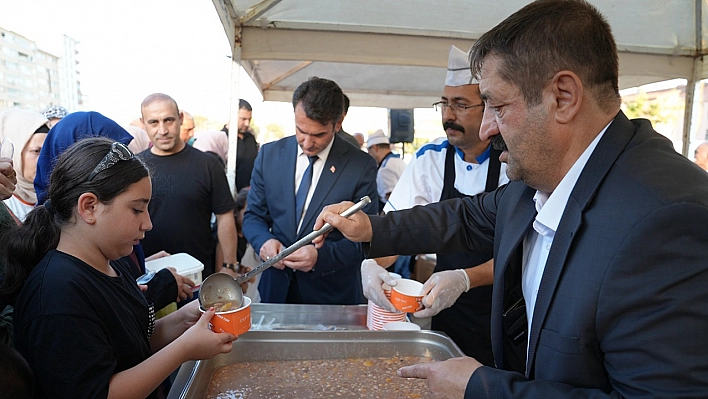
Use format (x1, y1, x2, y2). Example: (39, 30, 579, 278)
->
(222, 262, 240, 272)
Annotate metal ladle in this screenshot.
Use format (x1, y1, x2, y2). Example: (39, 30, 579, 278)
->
(199, 196, 372, 310)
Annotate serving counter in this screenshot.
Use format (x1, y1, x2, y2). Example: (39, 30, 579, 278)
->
(168, 303, 462, 398)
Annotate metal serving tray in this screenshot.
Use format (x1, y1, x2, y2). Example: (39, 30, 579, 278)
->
(249, 303, 368, 331)
(168, 330, 464, 399)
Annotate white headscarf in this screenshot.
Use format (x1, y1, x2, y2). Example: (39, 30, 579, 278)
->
(124, 125, 151, 154)
(0, 108, 48, 204)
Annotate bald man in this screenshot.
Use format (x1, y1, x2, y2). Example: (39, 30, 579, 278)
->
(138, 93, 239, 280)
(353, 132, 365, 149)
(695, 143, 708, 171)
(179, 110, 196, 144)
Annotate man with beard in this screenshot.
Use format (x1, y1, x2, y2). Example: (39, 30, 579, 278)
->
(315, 1, 708, 397)
(363, 45, 508, 364)
(228, 99, 258, 191)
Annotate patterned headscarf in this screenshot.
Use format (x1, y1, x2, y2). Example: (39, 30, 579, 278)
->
(41, 105, 69, 120)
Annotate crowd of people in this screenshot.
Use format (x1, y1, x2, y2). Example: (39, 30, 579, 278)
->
(1, 0, 708, 398)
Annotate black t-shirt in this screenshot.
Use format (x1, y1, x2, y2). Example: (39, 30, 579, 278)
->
(14, 250, 155, 399)
(139, 145, 236, 276)
(236, 131, 259, 191)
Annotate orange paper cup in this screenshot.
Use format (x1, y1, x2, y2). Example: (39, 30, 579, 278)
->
(382, 272, 402, 292)
(390, 279, 424, 313)
(202, 296, 251, 336)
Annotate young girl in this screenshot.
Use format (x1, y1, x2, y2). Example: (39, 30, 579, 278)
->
(32, 111, 192, 313)
(2, 137, 236, 398)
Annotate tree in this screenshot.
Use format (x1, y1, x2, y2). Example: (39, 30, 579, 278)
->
(622, 90, 683, 128)
(193, 115, 225, 132)
(265, 123, 286, 142)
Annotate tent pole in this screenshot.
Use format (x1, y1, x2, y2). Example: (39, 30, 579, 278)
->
(682, 0, 704, 157)
(682, 59, 700, 158)
(226, 26, 243, 196)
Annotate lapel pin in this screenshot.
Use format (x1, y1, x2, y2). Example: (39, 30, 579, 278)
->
(330, 166, 336, 173)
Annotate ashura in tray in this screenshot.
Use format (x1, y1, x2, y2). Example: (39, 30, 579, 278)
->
(206, 356, 435, 399)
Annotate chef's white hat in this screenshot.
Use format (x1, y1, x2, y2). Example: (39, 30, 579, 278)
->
(366, 129, 389, 148)
(445, 45, 478, 86)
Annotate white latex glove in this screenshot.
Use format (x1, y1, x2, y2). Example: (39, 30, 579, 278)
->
(413, 269, 469, 318)
(361, 259, 398, 312)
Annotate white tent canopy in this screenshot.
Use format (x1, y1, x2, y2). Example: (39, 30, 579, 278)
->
(213, 0, 707, 106)
(212, 0, 708, 190)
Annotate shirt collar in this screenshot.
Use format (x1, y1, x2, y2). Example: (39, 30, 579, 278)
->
(453, 143, 491, 164)
(534, 121, 612, 234)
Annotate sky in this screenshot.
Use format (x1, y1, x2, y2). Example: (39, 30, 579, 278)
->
(0, 0, 235, 124)
(0, 0, 401, 141)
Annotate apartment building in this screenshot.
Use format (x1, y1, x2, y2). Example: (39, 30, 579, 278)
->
(0, 27, 82, 113)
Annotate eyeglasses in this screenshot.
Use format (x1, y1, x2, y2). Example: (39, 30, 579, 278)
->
(432, 101, 485, 113)
(87, 142, 135, 181)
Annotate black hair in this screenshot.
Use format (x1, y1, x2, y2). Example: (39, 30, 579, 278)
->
(342, 94, 350, 114)
(469, 0, 620, 111)
(0, 137, 149, 304)
(239, 99, 252, 112)
(0, 344, 34, 399)
(291, 76, 344, 127)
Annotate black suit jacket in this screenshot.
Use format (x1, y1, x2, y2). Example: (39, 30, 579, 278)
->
(368, 112, 708, 397)
(244, 135, 379, 304)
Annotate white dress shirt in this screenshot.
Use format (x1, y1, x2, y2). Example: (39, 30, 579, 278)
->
(522, 122, 610, 351)
(295, 137, 334, 231)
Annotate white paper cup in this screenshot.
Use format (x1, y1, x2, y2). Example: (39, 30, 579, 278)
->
(383, 321, 421, 331)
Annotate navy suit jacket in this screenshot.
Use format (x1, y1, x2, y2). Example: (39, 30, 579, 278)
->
(367, 112, 708, 397)
(244, 135, 379, 304)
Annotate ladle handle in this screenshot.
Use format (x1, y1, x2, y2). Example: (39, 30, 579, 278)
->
(236, 196, 372, 284)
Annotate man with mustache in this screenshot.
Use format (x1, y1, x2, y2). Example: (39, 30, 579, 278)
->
(316, 1, 708, 397)
(364, 45, 508, 364)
